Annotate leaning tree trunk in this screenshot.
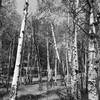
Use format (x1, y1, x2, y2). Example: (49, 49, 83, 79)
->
(9, 1, 29, 100)
(51, 23, 60, 84)
(51, 23, 60, 62)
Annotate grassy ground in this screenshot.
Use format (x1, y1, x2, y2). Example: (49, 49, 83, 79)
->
(17, 90, 60, 100)
(2, 81, 64, 100)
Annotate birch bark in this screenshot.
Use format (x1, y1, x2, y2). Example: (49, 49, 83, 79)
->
(46, 34, 51, 82)
(88, 8, 97, 100)
(9, 0, 29, 100)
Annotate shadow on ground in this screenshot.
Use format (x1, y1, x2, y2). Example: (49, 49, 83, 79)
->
(17, 94, 42, 100)
(0, 90, 8, 100)
(17, 90, 60, 100)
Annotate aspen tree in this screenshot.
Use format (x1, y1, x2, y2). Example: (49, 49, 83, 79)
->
(83, 1, 91, 100)
(29, 34, 33, 84)
(7, 42, 12, 91)
(46, 32, 51, 82)
(71, 0, 79, 97)
(88, 1, 97, 99)
(51, 23, 60, 62)
(51, 23, 60, 84)
(27, 41, 30, 84)
(9, 0, 29, 100)
(66, 0, 69, 87)
(0, 0, 2, 79)
(19, 36, 25, 85)
(66, 40, 72, 92)
(54, 56, 57, 84)
(95, 43, 100, 100)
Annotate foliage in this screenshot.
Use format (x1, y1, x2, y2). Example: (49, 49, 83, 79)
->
(0, 1, 21, 68)
(1, 1, 100, 99)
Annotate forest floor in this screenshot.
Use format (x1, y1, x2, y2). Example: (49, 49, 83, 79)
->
(1, 78, 65, 100)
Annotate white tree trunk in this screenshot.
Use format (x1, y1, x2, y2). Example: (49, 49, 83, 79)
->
(71, 0, 79, 96)
(71, 25, 78, 94)
(66, 0, 70, 87)
(51, 23, 60, 84)
(54, 57, 57, 83)
(51, 23, 60, 62)
(66, 43, 70, 86)
(88, 8, 97, 100)
(47, 35, 50, 81)
(9, 1, 29, 100)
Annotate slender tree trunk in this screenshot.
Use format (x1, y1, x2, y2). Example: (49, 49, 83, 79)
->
(27, 46, 30, 84)
(0, 0, 2, 81)
(20, 34, 26, 85)
(81, 1, 91, 100)
(37, 60, 40, 80)
(7, 37, 15, 91)
(66, 42, 70, 86)
(66, 43, 68, 83)
(9, 1, 29, 100)
(51, 23, 60, 62)
(54, 57, 57, 83)
(30, 34, 33, 84)
(62, 60, 64, 75)
(66, 0, 71, 89)
(46, 35, 50, 82)
(32, 18, 42, 90)
(0, 33, 2, 71)
(98, 59, 100, 100)
(88, 4, 97, 100)
(7, 42, 12, 92)
(71, 0, 79, 96)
